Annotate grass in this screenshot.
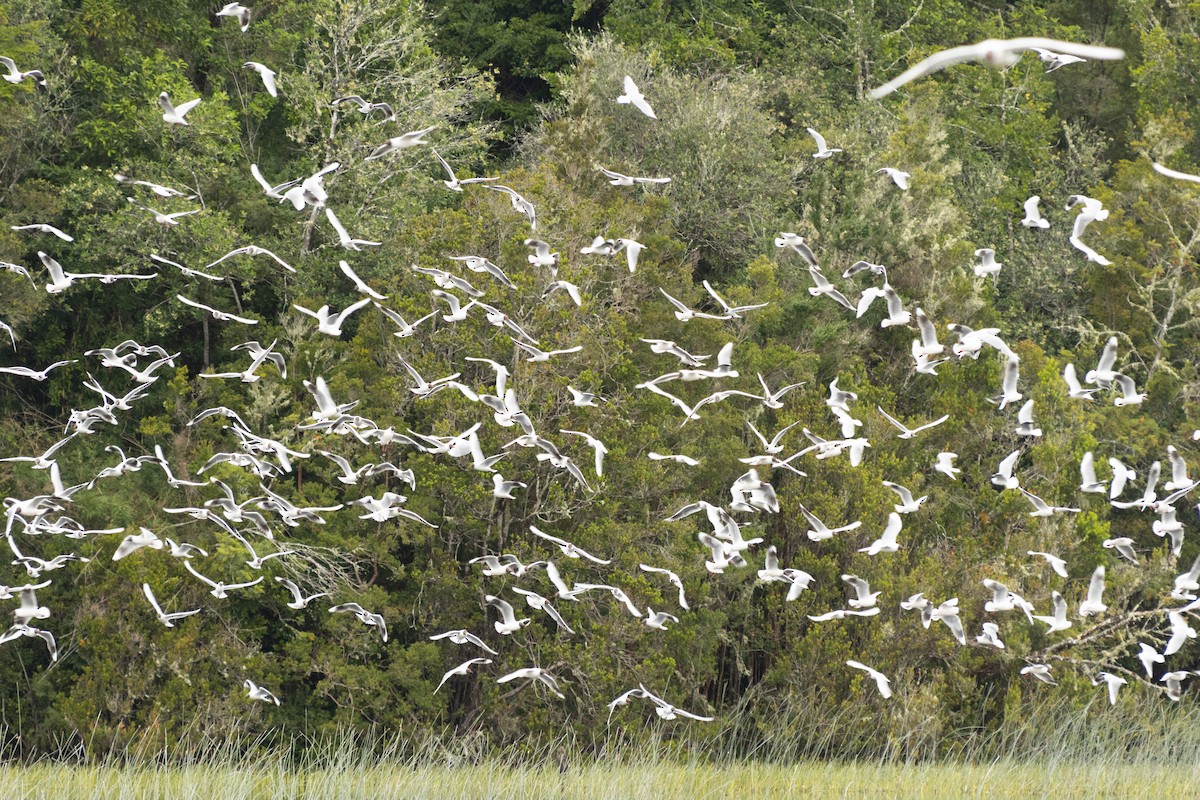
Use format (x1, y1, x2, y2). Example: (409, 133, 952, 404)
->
(0, 759, 1195, 799)
(1, 697, 1198, 798)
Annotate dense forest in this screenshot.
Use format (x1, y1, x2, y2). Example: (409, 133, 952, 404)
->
(2, 0, 1200, 760)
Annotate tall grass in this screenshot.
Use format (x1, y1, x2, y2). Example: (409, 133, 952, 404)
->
(0, 698, 1197, 798)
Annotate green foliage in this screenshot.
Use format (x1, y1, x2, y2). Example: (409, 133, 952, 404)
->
(2, 0, 1200, 765)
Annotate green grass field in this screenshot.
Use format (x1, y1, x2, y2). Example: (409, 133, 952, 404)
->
(0, 760, 1194, 799)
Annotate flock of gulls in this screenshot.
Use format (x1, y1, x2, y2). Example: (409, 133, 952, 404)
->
(1, 14, 1200, 722)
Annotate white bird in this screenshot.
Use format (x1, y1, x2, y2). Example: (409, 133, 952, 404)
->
(1031, 47, 1088, 71)
(525, 238, 559, 272)
(1155, 507, 1186, 557)
(1079, 566, 1108, 616)
(795, 502, 862, 545)
(805, 267, 855, 311)
(249, 163, 298, 200)
(616, 238, 644, 273)
(860, 512, 903, 555)
(1028, 550, 1069, 578)
(912, 340, 950, 375)
(1070, 234, 1111, 264)
(746, 420, 801, 456)
(216, 2, 252, 31)
(647, 452, 699, 466)
(1020, 664, 1057, 685)
(845, 660, 892, 699)
(364, 125, 437, 161)
(868, 37, 1125, 99)
(142, 583, 201, 627)
(1112, 373, 1146, 406)
(176, 295, 258, 325)
(842, 574, 880, 609)
(11, 223, 73, 242)
(278, 161, 339, 210)
(1164, 611, 1197, 656)
(876, 167, 910, 190)
(807, 127, 842, 158)
(1153, 161, 1200, 184)
(275, 577, 330, 610)
(511, 587, 575, 634)
(973, 248, 1003, 281)
(1063, 363, 1099, 399)
(1103, 537, 1139, 565)
(429, 629, 498, 655)
(513, 341, 583, 363)
(158, 91, 201, 125)
(11, 584, 49, 626)
(644, 608, 679, 631)
(877, 406, 949, 439)
(1020, 487, 1081, 517)
(328, 602, 388, 642)
(1173, 559, 1200, 599)
(244, 679, 280, 705)
(206, 244, 296, 273)
(911, 308, 945, 357)
(991, 449, 1021, 491)
(807, 607, 881, 622)
(0, 360, 76, 382)
(598, 166, 670, 186)
(1161, 671, 1192, 702)
(491, 473, 526, 499)
(113, 528, 165, 561)
(775, 232, 820, 268)
(432, 149, 497, 191)
(639, 564, 689, 611)
(1108, 457, 1136, 499)
(485, 596, 533, 635)
(184, 561, 264, 599)
(1021, 195, 1051, 229)
(487, 184, 537, 229)
(658, 287, 734, 322)
(529, 526, 610, 564)
(331, 95, 395, 120)
(560, 430, 608, 477)
(606, 688, 650, 724)
(616, 75, 656, 119)
(1086, 336, 1119, 387)
(1138, 642, 1165, 678)
(825, 377, 858, 412)
(40, 252, 156, 294)
(325, 208, 381, 251)
(947, 324, 1014, 360)
(448, 255, 516, 289)
(990, 356, 1022, 409)
(374, 304, 435, 338)
(1165, 446, 1192, 492)
(0, 624, 57, 661)
(1093, 672, 1126, 705)
(435, 658, 492, 693)
(1015, 399, 1042, 438)
(976, 622, 1006, 649)
(1031, 591, 1072, 633)
(882, 481, 927, 514)
(243, 62, 277, 97)
(537, 285, 583, 319)
(496, 666, 565, 698)
(0, 56, 46, 88)
(292, 297, 372, 336)
(935, 452, 961, 480)
(638, 686, 715, 721)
